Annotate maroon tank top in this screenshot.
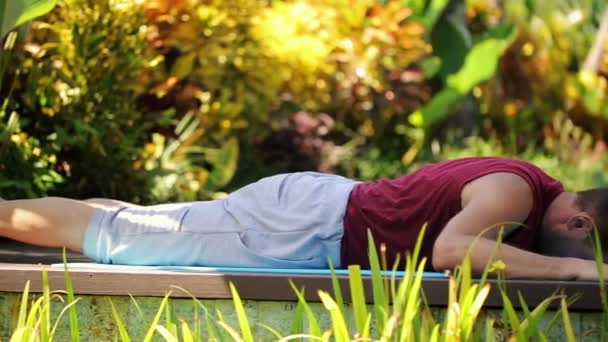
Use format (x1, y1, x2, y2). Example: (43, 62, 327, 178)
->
(341, 157, 564, 270)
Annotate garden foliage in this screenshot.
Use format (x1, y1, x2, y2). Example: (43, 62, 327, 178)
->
(1, 0, 608, 202)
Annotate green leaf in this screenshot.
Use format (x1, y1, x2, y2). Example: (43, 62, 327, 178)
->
(180, 319, 195, 342)
(205, 137, 239, 189)
(16, 280, 30, 331)
(63, 248, 80, 342)
(110, 300, 131, 342)
(217, 321, 244, 342)
(1, 0, 58, 38)
(155, 325, 179, 342)
(412, 25, 517, 129)
(500, 290, 520, 332)
(171, 52, 196, 80)
(348, 265, 368, 336)
(40, 266, 51, 341)
(327, 258, 346, 321)
(143, 293, 171, 342)
(229, 282, 254, 342)
(422, 0, 449, 29)
(289, 299, 305, 336)
(431, 16, 472, 78)
(560, 296, 577, 342)
(260, 323, 283, 340)
(289, 280, 321, 336)
(420, 56, 442, 79)
(366, 230, 387, 335)
(24, 296, 44, 334)
(50, 299, 82, 340)
(318, 291, 350, 342)
(485, 318, 496, 342)
(520, 294, 563, 336)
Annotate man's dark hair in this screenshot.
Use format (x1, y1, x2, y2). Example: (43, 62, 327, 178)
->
(575, 188, 608, 235)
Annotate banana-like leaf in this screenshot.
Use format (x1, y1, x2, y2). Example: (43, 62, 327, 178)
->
(409, 24, 518, 130)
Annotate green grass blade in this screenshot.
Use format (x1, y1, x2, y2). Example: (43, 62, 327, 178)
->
(142, 292, 171, 342)
(10, 328, 30, 342)
(24, 296, 44, 331)
(443, 276, 458, 341)
(216, 308, 231, 342)
(217, 321, 244, 342)
(560, 296, 577, 342)
(400, 258, 427, 341)
(289, 280, 320, 336)
(519, 294, 561, 335)
(169, 284, 216, 341)
(62, 248, 80, 342)
(499, 290, 520, 332)
(362, 313, 372, 340)
(192, 303, 201, 342)
(591, 226, 608, 332)
(229, 282, 254, 342)
(40, 266, 51, 341)
(411, 224, 427, 268)
(180, 319, 195, 342)
(319, 291, 349, 342)
(128, 294, 144, 319)
(155, 325, 179, 342)
(390, 254, 402, 303)
(485, 318, 496, 342)
(260, 323, 283, 340)
(367, 229, 387, 333)
(278, 334, 324, 342)
(165, 299, 177, 337)
(205, 310, 220, 342)
(543, 294, 580, 336)
(16, 280, 30, 330)
(462, 284, 491, 339)
(517, 291, 531, 317)
(327, 259, 346, 319)
(50, 298, 82, 339)
(348, 265, 368, 336)
(110, 299, 131, 342)
(479, 226, 505, 287)
(458, 250, 472, 305)
(290, 297, 305, 336)
(429, 324, 440, 342)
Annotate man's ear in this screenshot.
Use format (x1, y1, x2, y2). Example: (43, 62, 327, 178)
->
(565, 214, 594, 238)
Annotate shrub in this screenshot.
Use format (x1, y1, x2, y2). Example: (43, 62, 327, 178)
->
(3, 0, 152, 201)
(468, 0, 608, 150)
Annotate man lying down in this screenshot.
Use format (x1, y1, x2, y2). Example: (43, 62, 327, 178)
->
(0, 156, 607, 280)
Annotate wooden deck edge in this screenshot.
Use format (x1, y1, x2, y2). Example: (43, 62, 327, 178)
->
(0, 263, 604, 311)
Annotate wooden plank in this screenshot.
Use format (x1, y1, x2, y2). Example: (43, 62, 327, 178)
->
(0, 263, 604, 311)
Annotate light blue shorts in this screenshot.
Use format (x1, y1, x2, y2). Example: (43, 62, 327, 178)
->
(83, 172, 359, 268)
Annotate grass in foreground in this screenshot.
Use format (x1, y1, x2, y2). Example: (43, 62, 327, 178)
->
(7, 229, 608, 341)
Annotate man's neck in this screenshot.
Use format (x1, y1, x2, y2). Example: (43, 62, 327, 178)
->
(543, 191, 577, 226)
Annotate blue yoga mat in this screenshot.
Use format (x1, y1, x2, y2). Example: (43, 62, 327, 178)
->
(50, 263, 447, 278)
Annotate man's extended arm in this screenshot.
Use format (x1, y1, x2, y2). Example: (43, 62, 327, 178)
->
(431, 173, 607, 280)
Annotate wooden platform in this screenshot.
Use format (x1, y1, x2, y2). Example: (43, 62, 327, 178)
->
(0, 238, 605, 310)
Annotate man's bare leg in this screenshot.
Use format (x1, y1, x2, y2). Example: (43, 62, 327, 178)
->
(0, 197, 138, 252)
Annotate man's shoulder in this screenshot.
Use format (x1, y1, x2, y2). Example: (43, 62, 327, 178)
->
(462, 172, 534, 211)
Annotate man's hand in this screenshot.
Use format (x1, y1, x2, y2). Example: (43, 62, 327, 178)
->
(571, 258, 608, 281)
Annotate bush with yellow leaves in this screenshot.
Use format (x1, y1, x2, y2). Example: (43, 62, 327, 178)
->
(3, 0, 153, 200)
